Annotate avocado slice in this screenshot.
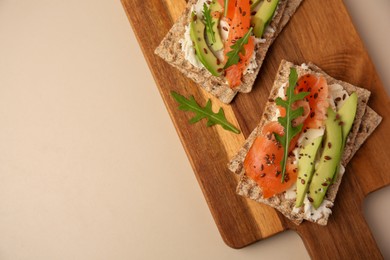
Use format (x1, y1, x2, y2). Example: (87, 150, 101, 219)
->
(190, 13, 223, 76)
(295, 131, 324, 207)
(338, 92, 358, 147)
(331, 92, 358, 182)
(206, 1, 224, 52)
(251, 0, 279, 38)
(309, 108, 343, 209)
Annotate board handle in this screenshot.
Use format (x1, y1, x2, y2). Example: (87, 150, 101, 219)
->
(291, 175, 384, 259)
(295, 215, 382, 259)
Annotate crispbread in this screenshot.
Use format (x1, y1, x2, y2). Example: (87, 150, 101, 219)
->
(353, 106, 382, 153)
(155, 0, 304, 103)
(229, 60, 382, 225)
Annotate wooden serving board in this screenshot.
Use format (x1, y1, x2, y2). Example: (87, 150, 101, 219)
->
(121, 0, 390, 258)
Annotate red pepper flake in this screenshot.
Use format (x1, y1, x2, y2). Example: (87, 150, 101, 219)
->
(335, 97, 342, 102)
(260, 173, 266, 178)
(338, 121, 345, 126)
(324, 156, 332, 160)
(301, 179, 306, 184)
(328, 142, 332, 148)
(308, 197, 314, 202)
(251, 11, 257, 15)
(314, 93, 318, 99)
(222, 26, 228, 31)
(203, 48, 208, 54)
(321, 182, 328, 186)
(217, 68, 223, 72)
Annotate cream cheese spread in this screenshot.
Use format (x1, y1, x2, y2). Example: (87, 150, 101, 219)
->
(328, 83, 349, 111)
(180, 24, 204, 68)
(303, 196, 333, 222)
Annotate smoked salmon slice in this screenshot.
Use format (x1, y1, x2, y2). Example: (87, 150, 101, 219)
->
(225, 37, 255, 87)
(296, 74, 329, 130)
(222, 0, 255, 88)
(244, 122, 298, 198)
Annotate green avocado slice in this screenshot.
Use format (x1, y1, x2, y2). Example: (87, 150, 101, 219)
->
(295, 132, 324, 207)
(190, 13, 223, 76)
(309, 108, 343, 209)
(251, 0, 279, 38)
(338, 92, 358, 148)
(332, 92, 358, 182)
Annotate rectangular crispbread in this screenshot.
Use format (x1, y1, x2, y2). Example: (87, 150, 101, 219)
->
(155, 0, 304, 103)
(228, 60, 382, 225)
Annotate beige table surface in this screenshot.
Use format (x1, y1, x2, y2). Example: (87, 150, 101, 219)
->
(0, 0, 389, 259)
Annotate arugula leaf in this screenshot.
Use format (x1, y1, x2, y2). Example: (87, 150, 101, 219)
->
(224, 27, 253, 69)
(203, 3, 216, 43)
(274, 68, 310, 183)
(224, 0, 229, 17)
(171, 91, 240, 134)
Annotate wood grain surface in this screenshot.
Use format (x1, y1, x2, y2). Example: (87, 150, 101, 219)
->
(121, 0, 390, 258)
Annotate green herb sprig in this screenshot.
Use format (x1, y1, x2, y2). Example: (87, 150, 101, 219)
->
(203, 3, 216, 43)
(171, 91, 240, 134)
(274, 68, 310, 183)
(224, 27, 253, 69)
